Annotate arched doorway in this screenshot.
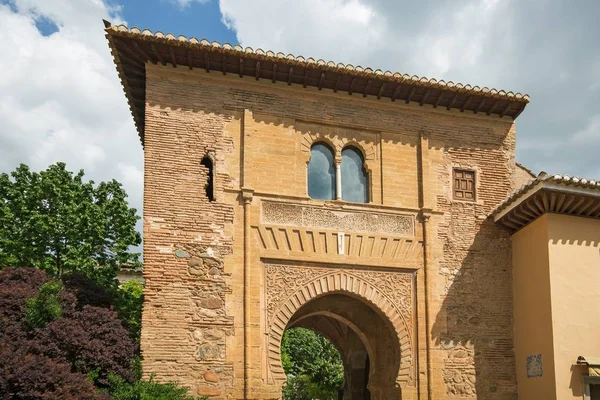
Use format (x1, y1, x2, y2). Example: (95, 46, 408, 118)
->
(265, 267, 413, 400)
(284, 293, 400, 399)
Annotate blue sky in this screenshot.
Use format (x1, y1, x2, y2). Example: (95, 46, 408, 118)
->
(1, 0, 600, 249)
(114, 0, 237, 44)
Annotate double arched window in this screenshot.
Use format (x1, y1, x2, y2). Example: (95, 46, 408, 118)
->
(307, 142, 369, 203)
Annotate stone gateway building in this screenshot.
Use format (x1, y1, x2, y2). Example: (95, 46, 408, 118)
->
(105, 21, 600, 400)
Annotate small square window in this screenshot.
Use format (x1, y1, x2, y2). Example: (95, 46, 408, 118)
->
(453, 169, 475, 201)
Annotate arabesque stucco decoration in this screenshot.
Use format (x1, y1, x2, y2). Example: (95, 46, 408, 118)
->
(261, 201, 414, 236)
(264, 263, 414, 386)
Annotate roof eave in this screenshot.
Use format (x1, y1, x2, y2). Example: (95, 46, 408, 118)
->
(494, 182, 600, 233)
(103, 20, 531, 146)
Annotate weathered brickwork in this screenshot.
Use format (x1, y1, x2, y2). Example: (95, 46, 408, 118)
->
(141, 62, 527, 399)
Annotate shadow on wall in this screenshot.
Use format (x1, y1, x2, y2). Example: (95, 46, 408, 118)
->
(431, 218, 517, 400)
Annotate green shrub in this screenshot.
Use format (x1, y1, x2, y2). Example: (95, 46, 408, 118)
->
(107, 374, 208, 400)
(115, 279, 144, 340)
(24, 281, 64, 329)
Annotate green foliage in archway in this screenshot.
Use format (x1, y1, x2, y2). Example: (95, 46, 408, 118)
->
(281, 327, 344, 400)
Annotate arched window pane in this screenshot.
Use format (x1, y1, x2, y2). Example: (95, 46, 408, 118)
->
(341, 147, 368, 203)
(308, 143, 335, 200)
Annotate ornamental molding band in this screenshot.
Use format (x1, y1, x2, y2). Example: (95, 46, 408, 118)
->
(261, 201, 414, 236)
(264, 263, 414, 386)
(253, 225, 422, 267)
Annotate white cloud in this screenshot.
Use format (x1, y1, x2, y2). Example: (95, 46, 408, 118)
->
(2, 0, 600, 263)
(219, 0, 600, 178)
(0, 1, 143, 235)
(167, 0, 209, 9)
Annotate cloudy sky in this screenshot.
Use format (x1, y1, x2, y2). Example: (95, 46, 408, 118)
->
(1, 0, 599, 238)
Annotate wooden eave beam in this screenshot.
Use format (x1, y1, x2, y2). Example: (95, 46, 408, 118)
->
(363, 80, 372, 97)
(486, 98, 501, 116)
(348, 77, 357, 95)
(116, 49, 143, 67)
(115, 41, 147, 64)
(287, 66, 293, 85)
(585, 201, 600, 216)
(577, 198, 597, 215)
(473, 97, 486, 114)
(499, 101, 513, 118)
(567, 197, 586, 214)
(187, 51, 193, 70)
(272, 63, 278, 83)
(527, 198, 544, 214)
(132, 42, 155, 64)
(124, 77, 145, 85)
(120, 60, 145, 75)
(151, 44, 165, 66)
(507, 212, 528, 227)
(555, 193, 566, 211)
(405, 86, 416, 104)
(256, 61, 260, 80)
(303, 69, 309, 87)
(447, 92, 460, 110)
(318, 72, 325, 90)
(559, 196, 576, 213)
(541, 192, 550, 211)
(391, 84, 402, 102)
(239, 58, 244, 77)
(533, 196, 547, 213)
(377, 82, 387, 100)
(433, 91, 444, 108)
(420, 88, 431, 106)
(169, 47, 177, 68)
(333, 75, 342, 93)
(508, 209, 530, 224)
(123, 70, 145, 80)
(549, 193, 557, 211)
(518, 204, 538, 219)
(128, 86, 145, 96)
(204, 53, 210, 72)
(460, 95, 472, 112)
(513, 102, 527, 120)
(501, 217, 521, 230)
(222, 54, 227, 75)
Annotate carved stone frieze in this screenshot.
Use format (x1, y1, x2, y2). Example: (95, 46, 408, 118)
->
(261, 201, 414, 236)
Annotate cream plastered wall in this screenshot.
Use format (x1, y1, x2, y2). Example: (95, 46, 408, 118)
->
(512, 214, 557, 400)
(547, 213, 600, 399)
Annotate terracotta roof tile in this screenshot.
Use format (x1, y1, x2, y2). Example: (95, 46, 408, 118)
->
(492, 172, 600, 221)
(106, 22, 530, 103)
(104, 20, 530, 145)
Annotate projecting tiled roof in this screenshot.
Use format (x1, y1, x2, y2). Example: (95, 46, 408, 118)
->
(103, 20, 530, 146)
(493, 172, 600, 232)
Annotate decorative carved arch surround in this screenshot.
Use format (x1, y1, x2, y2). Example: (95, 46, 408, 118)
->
(263, 264, 415, 388)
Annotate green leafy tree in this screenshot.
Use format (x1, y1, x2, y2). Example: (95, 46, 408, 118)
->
(0, 163, 141, 287)
(281, 328, 344, 400)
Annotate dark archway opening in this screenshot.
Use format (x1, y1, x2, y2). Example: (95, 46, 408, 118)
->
(200, 155, 215, 201)
(281, 293, 401, 400)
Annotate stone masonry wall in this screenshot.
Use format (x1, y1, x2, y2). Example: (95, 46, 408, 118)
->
(142, 62, 520, 399)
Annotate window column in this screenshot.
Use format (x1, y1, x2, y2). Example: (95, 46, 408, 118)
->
(335, 160, 342, 200)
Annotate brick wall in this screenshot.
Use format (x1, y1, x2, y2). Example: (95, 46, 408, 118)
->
(142, 63, 520, 399)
